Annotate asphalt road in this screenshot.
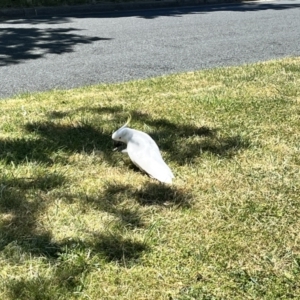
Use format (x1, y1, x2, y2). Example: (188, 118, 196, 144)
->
(1, 0, 300, 99)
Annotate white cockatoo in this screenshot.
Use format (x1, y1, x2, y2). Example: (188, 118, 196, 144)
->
(112, 117, 174, 184)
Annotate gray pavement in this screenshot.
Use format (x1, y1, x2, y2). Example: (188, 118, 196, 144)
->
(0, 0, 300, 99)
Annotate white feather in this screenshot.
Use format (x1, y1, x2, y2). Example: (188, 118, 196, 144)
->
(112, 126, 174, 184)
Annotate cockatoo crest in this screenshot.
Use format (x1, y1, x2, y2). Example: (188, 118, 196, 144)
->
(112, 114, 132, 143)
(112, 116, 174, 184)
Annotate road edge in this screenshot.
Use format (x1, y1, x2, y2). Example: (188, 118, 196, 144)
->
(0, 0, 254, 19)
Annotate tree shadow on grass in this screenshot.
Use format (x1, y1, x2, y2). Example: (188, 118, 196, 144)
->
(1, 172, 66, 191)
(0, 105, 247, 247)
(102, 181, 193, 208)
(25, 121, 111, 154)
(0, 111, 201, 298)
(4, 241, 90, 299)
(0, 138, 54, 165)
(0, 121, 113, 165)
(144, 117, 251, 163)
(14, 105, 252, 167)
(132, 115, 251, 162)
(5, 277, 63, 300)
(59, 179, 193, 237)
(4, 232, 148, 299)
(93, 233, 148, 263)
(61, 187, 146, 228)
(1, 173, 149, 299)
(0, 173, 67, 258)
(172, 134, 252, 164)
(1, 105, 251, 168)
(49, 105, 251, 163)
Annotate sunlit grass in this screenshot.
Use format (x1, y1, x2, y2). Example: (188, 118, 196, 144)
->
(0, 57, 300, 299)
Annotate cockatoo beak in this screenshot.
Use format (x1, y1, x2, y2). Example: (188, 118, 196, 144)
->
(112, 140, 125, 151)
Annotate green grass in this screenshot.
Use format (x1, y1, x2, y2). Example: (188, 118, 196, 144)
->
(0, 57, 300, 299)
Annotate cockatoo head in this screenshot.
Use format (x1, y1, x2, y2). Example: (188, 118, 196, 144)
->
(112, 127, 132, 144)
(112, 114, 132, 144)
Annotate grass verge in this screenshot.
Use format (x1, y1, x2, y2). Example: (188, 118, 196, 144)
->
(0, 57, 300, 299)
(1, 0, 141, 9)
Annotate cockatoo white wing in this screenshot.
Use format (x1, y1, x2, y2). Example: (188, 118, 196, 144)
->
(126, 131, 174, 184)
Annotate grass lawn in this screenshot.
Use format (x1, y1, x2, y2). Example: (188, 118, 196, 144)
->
(0, 57, 300, 299)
